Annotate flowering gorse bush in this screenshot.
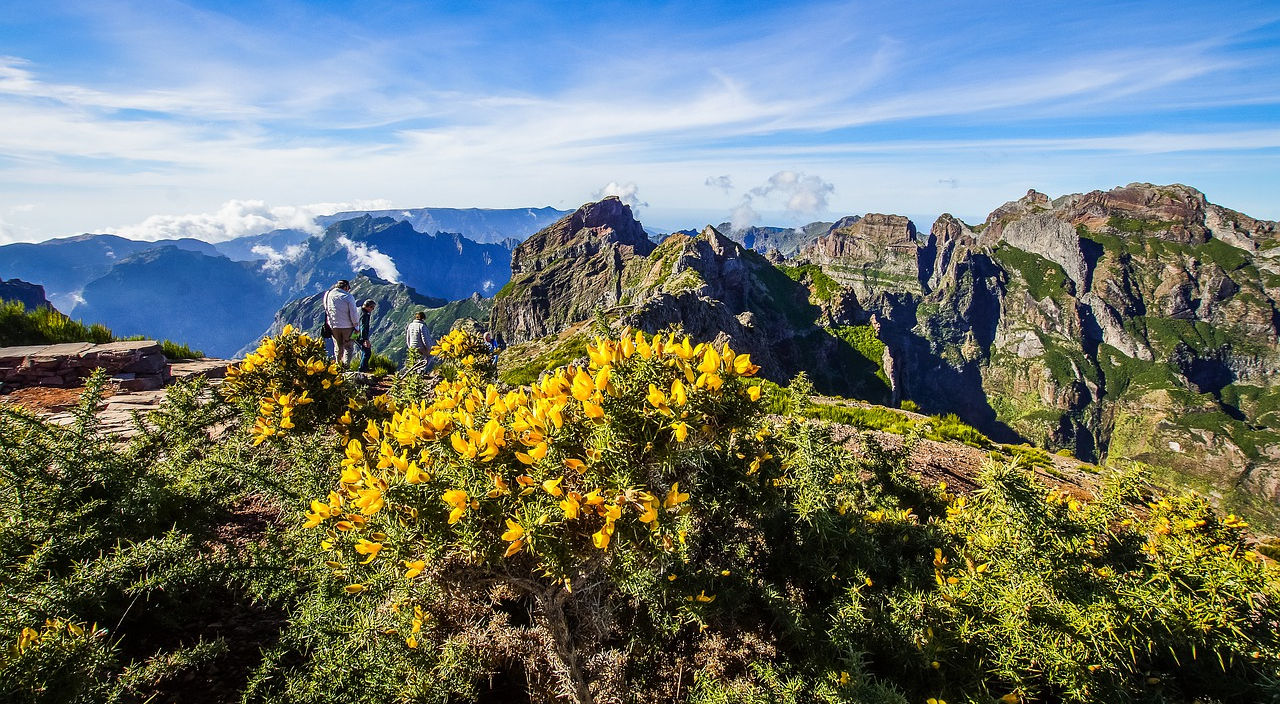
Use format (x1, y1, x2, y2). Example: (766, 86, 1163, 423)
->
(306, 329, 764, 588)
(429, 328, 497, 385)
(221, 324, 348, 444)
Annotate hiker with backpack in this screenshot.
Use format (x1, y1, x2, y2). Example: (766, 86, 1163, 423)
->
(323, 279, 360, 367)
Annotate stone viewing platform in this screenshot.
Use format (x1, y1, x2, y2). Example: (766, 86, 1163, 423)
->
(0, 340, 230, 392)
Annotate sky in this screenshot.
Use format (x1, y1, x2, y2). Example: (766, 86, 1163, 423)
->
(0, 0, 1278, 243)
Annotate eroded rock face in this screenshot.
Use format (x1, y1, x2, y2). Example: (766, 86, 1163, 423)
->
(927, 214, 978, 292)
(799, 214, 922, 296)
(1057, 183, 1210, 244)
(884, 183, 1279, 493)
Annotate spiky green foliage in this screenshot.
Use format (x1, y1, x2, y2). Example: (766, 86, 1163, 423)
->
(1, 332, 1277, 704)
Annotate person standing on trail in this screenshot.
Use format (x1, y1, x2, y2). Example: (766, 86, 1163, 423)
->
(356, 299, 377, 372)
(406, 311, 432, 362)
(324, 280, 360, 367)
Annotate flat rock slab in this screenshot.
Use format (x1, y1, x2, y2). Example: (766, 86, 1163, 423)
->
(170, 359, 232, 381)
(28, 342, 96, 360)
(0, 346, 51, 364)
(82, 340, 163, 357)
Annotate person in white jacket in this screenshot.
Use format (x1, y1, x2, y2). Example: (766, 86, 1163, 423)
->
(324, 280, 360, 366)
(405, 311, 432, 363)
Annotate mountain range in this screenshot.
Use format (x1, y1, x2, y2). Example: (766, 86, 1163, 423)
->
(491, 186, 1280, 523)
(3, 186, 1278, 523)
(0, 207, 562, 357)
(316, 205, 569, 245)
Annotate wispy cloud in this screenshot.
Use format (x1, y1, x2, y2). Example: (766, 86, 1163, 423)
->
(252, 243, 306, 271)
(105, 199, 393, 242)
(0, 0, 1278, 241)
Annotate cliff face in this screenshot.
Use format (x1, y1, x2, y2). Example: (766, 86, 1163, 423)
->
(0, 278, 50, 310)
(835, 183, 1280, 509)
(797, 214, 924, 300)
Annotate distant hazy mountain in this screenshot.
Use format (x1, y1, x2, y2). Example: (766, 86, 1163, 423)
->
(316, 206, 569, 244)
(280, 215, 515, 301)
(0, 234, 218, 311)
(74, 246, 283, 358)
(56, 214, 517, 356)
(719, 220, 839, 257)
(212, 228, 313, 262)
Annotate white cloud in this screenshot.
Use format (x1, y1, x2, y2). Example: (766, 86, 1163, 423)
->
(0, 212, 37, 245)
(729, 201, 759, 233)
(104, 198, 393, 242)
(252, 243, 306, 271)
(723, 170, 834, 232)
(594, 182, 648, 209)
(705, 175, 733, 193)
(336, 235, 401, 283)
(749, 171, 835, 215)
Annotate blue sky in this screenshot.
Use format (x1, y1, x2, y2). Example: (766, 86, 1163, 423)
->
(0, 0, 1277, 242)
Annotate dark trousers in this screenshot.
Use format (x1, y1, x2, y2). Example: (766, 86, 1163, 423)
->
(359, 342, 372, 372)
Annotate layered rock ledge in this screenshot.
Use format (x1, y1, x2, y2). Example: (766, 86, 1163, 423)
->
(0, 340, 228, 391)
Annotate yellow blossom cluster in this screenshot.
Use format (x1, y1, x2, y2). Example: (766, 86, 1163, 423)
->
(222, 324, 347, 443)
(305, 328, 768, 587)
(7, 618, 95, 659)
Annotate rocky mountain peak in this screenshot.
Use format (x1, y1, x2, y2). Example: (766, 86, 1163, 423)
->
(926, 214, 980, 291)
(696, 224, 745, 258)
(795, 213, 924, 298)
(493, 198, 657, 343)
(0, 278, 51, 311)
(1058, 183, 1209, 244)
(510, 197, 652, 276)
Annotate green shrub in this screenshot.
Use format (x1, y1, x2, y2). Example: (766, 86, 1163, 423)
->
(3, 328, 1278, 704)
(159, 339, 204, 359)
(0, 372, 279, 702)
(0, 300, 113, 347)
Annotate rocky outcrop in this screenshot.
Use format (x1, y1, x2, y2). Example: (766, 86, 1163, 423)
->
(0, 279, 50, 310)
(798, 214, 922, 296)
(831, 183, 1280, 500)
(926, 214, 978, 292)
(996, 215, 1087, 291)
(492, 197, 655, 343)
(0, 340, 173, 390)
(1056, 183, 1210, 244)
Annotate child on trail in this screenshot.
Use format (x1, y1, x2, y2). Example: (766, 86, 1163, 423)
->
(356, 299, 377, 372)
